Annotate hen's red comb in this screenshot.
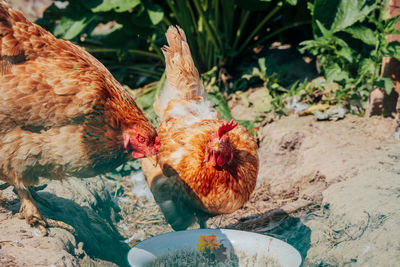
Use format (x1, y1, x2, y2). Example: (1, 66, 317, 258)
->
(217, 119, 238, 138)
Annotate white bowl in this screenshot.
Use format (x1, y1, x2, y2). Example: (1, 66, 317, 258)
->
(127, 229, 302, 266)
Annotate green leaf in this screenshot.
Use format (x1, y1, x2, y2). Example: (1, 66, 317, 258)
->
(54, 14, 95, 40)
(238, 120, 256, 130)
(206, 90, 232, 121)
(331, 0, 375, 32)
(313, 0, 376, 33)
(384, 15, 400, 33)
(315, 20, 332, 38)
(115, 0, 141, 12)
(374, 77, 394, 95)
(285, 0, 297, 5)
(84, 0, 141, 13)
(145, 2, 164, 25)
(252, 89, 273, 113)
(337, 46, 354, 63)
(344, 26, 376, 45)
(258, 57, 267, 75)
(325, 63, 349, 83)
(384, 42, 400, 61)
(358, 58, 375, 76)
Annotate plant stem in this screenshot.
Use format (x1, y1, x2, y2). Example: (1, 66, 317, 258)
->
(214, 0, 219, 32)
(255, 20, 311, 46)
(187, 1, 199, 30)
(166, 0, 183, 26)
(193, 0, 223, 51)
(163, 16, 172, 26)
(237, 5, 282, 55)
(233, 10, 251, 50)
(108, 65, 162, 76)
(221, 0, 235, 45)
(151, 43, 165, 64)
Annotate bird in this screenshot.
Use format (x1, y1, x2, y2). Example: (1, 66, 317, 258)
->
(141, 26, 259, 230)
(0, 2, 160, 234)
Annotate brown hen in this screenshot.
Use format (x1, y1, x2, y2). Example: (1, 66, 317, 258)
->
(0, 3, 160, 234)
(141, 26, 258, 230)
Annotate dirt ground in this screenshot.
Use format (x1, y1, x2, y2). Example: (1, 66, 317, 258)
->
(1, 114, 399, 266)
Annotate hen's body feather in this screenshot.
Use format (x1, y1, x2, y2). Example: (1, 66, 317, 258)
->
(0, 3, 157, 232)
(142, 26, 258, 230)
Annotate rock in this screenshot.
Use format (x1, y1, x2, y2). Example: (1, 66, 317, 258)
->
(366, 88, 384, 116)
(314, 106, 347, 121)
(286, 95, 309, 114)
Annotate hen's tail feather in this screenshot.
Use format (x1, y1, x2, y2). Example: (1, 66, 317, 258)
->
(162, 26, 203, 100)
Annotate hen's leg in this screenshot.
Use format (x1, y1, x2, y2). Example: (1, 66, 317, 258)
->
(15, 182, 76, 235)
(199, 218, 207, 229)
(14, 181, 48, 235)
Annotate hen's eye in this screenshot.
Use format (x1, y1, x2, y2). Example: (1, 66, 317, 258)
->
(137, 135, 146, 143)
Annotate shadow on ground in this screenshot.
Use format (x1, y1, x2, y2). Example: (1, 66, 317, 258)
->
(4, 189, 130, 267)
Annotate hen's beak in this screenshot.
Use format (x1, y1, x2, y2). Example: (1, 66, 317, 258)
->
(147, 155, 158, 167)
(212, 141, 222, 152)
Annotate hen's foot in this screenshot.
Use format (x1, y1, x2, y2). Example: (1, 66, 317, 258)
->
(19, 198, 76, 236)
(18, 196, 48, 235)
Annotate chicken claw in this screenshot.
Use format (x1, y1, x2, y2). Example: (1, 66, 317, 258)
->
(17, 191, 48, 235)
(18, 196, 77, 236)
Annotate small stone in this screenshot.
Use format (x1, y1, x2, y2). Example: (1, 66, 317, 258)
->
(32, 228, 43, 237)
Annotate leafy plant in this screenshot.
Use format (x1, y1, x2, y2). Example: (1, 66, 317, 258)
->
(300, 0, 400, 109)
(163, 0, 308, 72)
(231, 57, 289, 114)
(39, 0, 310, 88)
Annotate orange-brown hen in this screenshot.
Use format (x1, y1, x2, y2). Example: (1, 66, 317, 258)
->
(141, 26, 259, 230)
(0, 3, 160, 234)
